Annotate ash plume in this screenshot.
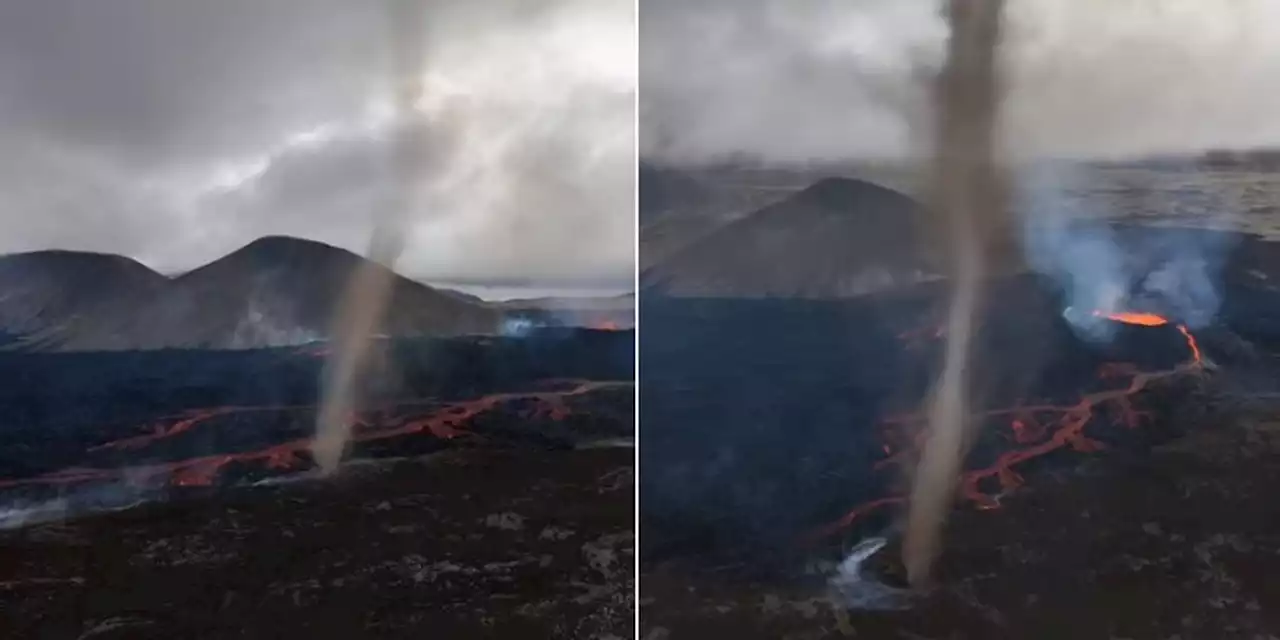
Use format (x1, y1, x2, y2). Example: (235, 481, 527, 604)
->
(902, 0, 1009, 588)
(312, 0, 430, 475)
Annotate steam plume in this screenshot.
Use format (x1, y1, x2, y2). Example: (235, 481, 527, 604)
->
(1017, 161, 1237, 343)
(902, 0, 1008, 587)
(312, 0, 429, 475)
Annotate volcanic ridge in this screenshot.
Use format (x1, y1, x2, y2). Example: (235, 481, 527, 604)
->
(0, 236, 503, 352)
(640, 177, 938, 298)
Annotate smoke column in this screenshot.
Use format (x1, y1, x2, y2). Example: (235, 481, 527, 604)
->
(902, 0, 1008, 587)
(312, 0, 430, 475)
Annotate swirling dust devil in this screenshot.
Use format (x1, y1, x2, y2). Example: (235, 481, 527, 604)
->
(902, 0, 1010, 588)
(312, 0, 430, 476)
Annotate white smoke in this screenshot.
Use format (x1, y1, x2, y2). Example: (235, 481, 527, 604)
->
(1016, 160, 1237, 341)
(1018, 163, 1129, 341)
(499, 316, 542, 337)
(229, 296, 325, 349)
(828, 536, 912, 610)
(0, 498, 69, 530)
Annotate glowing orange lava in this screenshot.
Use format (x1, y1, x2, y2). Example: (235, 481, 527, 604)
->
(806, 310, 1205, 545)
(1092, 310, 1169, 327)
(0, 379, 628, 491)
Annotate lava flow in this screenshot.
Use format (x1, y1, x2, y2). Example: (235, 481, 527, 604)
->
(0, 379, 628, 492)
(1093, 310, 1169, 327)
(807, 311, 1205, 544)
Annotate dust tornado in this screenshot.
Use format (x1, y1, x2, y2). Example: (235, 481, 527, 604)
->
(902, 0, 1009, 587)
(312, 0, 431, 476)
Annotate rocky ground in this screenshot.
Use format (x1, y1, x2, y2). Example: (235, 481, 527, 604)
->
(0, 447, 635, 639)
(640, 388, 1280, 639)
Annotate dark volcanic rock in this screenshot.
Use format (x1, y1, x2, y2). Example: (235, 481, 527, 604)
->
(641, 177, 934, 298)
(640, 393, 1280, 639)
(639, 276, 1202, 560)
(0, 328, 635, 638)
(1, 448, 635, 639)
(0, 250, 167, 339)
(0, 329, 634, 489)
(1, 236, 501, 352)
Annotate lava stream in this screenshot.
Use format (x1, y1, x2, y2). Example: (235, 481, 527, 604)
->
(0, 379, 627, 491)
(808, 313, 1204, 545)
(1092, 310, 1169, 327)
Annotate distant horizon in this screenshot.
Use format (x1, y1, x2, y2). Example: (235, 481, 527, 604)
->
(640, 146, 1280, 173)
(429, 282, 634, 303)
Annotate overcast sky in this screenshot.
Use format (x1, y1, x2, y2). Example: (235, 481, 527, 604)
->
(641, 0, 1280, 164)
(0, 0, 635, 284)
(10, 1, 1279, 280)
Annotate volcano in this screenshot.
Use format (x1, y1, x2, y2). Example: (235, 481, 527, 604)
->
(639, 268, 1280, 636)
(639, 173, 1280, 637)
(640, 177, 936, 297)
(0, 236, 502, 351)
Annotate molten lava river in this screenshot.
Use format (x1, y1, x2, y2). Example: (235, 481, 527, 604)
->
(810, 310, 1204, 544)
(638, 291, 1220, 565)
(0, 331, 635, 525)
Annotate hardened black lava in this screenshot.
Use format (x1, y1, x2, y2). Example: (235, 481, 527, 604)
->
(0, 328, 634, 504)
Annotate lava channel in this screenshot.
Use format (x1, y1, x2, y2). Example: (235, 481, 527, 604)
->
(807, 311, 1204, 544)
(0, 379, 629, 492)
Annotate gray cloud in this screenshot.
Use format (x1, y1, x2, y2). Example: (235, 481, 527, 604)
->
(0, 0, 635, 284)
(641, 0, 1280, 164)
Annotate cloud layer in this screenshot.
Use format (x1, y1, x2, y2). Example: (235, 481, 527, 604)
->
(0, 0, 635, 283)
(641, 0, 1280, 164)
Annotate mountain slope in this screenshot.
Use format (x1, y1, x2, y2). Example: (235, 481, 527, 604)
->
(5, 237, 500, 351)
(0, 250, 168, 342)
(641, 177, 936, 298)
